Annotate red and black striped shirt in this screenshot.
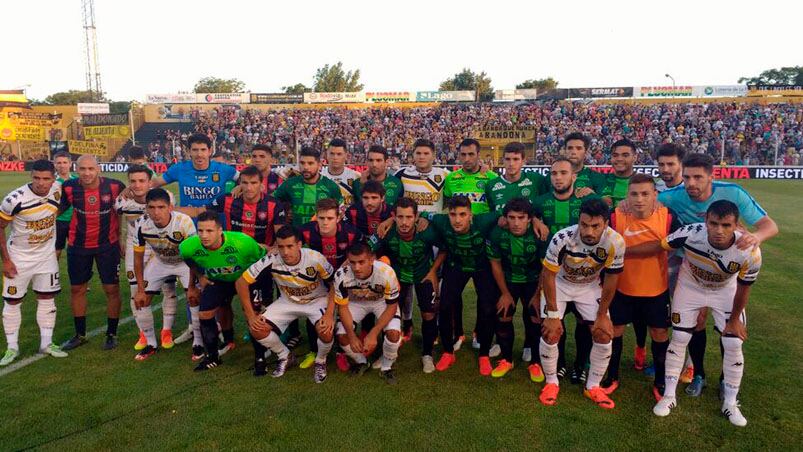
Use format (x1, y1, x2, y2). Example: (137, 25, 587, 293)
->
(208, 193, 286, 246)
(262, 172, 283, 195)
(60, 177, 125, 253)
(299, 222, 363, 268)
(344, 203, 393, 236)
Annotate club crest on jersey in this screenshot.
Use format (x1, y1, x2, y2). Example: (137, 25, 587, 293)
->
(212, 173, 220, 182)
(324, 243, 335, 252)
(54, 191, 61, 201)
(434, 175, 442, 183)
(521, 188, 531, 197)
(475, 181, 485, 190)
(595, 247, 607, 259)
(7, 286, 17, 295)
(245, 211, 254, 219)
(305, 266, 316, 276)
(88, 195, 98, 204)
(727, 261, 740, 273)
(127, 271, 135, 280)
(226, 256, 238, 264)
(671, 312, 680, 324)
(172, 231, 183, 240)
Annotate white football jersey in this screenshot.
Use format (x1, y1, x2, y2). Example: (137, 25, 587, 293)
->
(543, 225, 626, 286)
(243, 248, 334, 304)
(115, 192, 174, 245)
(321, 166, 360, 206)
(394, 166, 450, 212)
(134, 211, 196, 265)
(334, 260, 400, 305)
(0, 183, 60, 261)
(662, 223, 761, 290)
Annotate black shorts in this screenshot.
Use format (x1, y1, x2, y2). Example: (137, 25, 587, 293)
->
(502, 281, 539, 318)
(55, 220, 70, 251)
(610, 290, 670, 329)
(67, 247, 121, 285)
(200, 280, 237, 312)
(400, 280, 437, 314)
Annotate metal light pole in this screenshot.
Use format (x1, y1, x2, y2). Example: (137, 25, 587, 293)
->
(665, 73, 676, 89)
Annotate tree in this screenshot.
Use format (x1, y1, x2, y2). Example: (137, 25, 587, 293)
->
(193, 76, 246, 93)
(43, 90, 100, 105)
(439, 68, 494, 101)
(313, 62, 363, 92)
(282, 83, 312, 94)
(738, 66, 803, 85)
(516, 77, 558, 91)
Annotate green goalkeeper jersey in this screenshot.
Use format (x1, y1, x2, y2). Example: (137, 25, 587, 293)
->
(443, 168, 499, 214)
(486, 226, 543, 283)
(273, 175, 343, 226)
(179, 231, 266, 282)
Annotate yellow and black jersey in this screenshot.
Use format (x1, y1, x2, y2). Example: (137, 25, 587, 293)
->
(543, 225, 626, 286)
(0, 183, 60, 260)
(394, 166, 449, 213)
(243, 248, 334, 304)
(134, 211, 196, 265)
(334, 260, 400, 305)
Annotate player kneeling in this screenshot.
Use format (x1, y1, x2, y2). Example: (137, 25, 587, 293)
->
(236, 226, 336, 383)
(131, 189, 197, 361)
(335, 242, 402, 384)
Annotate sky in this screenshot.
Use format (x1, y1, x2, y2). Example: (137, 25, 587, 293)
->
(4, 0, 800, 101)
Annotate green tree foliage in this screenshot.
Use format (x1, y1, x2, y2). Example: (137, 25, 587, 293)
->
(193, 77, 246, 93)
(282, 83, 312, 94)
(439, 68, 493, 101)
(516, 77, 559, 91)
(313, 62, 363, 92)
(738, 66, 803, 85)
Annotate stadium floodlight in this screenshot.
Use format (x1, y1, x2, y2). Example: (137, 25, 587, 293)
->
(665, 73, 676, 89)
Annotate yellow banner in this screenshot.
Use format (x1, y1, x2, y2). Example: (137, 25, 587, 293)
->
(68, 140, 108, 156)
(7, 111, 62, 126)
(472, 129, 536, 142)
(84, 125, 131, 139)
(13, 124, 45, 141)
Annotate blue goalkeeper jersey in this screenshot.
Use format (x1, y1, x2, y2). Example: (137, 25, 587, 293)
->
(658, 181, 767, 226)
(162, 160, 237, 207)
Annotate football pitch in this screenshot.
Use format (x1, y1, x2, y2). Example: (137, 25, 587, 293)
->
(0, 174, 801, 451)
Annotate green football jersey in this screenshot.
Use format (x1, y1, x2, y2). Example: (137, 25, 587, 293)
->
(179, 231, 266, 282)
(427, 212, 499, 272)
(56, 173, 77, 222)
(273, 175, 343, 226)
(532, 192, 601, 239)
(602, 173, 631, 207)
(540, 166, 607, 195)
(353, 175, 404, 207)
(443, 168, 499, 214)
(486, 226, 544, 283)
(368, 226, 438, 284)
(485, 172, 546, 213)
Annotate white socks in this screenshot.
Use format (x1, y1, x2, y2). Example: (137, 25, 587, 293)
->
(721, 336, 744, 405)
(342, 344, 367, 364)
(134, 305, 158, 347)
(36, 299, 57, 349)
(586, 341, 613, 389)
(381, 336, 401, 371)
(2, 302, 21, 351)
(316, 338, 333, 364)
(258, 331, 289, 360)
(539, 337, 560, 385)
(663, 329, 692, 399)
(161, 283, 178, 331)
(189, 306, 203, 347)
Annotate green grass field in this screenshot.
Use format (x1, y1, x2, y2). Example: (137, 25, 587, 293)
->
(0, 174, 801, 451)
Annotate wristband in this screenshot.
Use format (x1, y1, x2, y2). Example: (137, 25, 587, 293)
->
(546, 310, 560, 319)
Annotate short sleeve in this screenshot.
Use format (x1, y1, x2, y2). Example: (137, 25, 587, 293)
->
(243, 254, 272, 285)
(272, 200, 287, 225)
(734, 187, 767, 226)
(134, 221, 146, 251)
(182, 215, 197, 238)
(486, 230, 502, 260)
(542, 234, 566, 273)
(333, 268, 349, 305)
(0, 194, 17, 221)
(604, 232, 625, 273)
(738, 247, 762, 285)
(384, 269, 401, 303)
(316, 253, 335, 280)
(162, 163, 179, 184)
(662, 224, 694, 250)
(273, 179, 289, 201)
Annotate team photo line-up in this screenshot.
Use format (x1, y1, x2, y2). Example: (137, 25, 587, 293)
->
(0, 132, 778, 427)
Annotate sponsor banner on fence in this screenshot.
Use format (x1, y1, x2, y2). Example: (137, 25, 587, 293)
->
(535, 89, 569, 100)
(493, 89, 538, 101)
(473, 129, 537, 142)
(568, 87, 634, 98)
(195, 93, 251, 104)
(145, 93, 198, 104)
(6, 111, 62, 126)
(747, 85, 803, 96)
(304, 92, 366, 103)
(693, 85, 748, 97)
(84, 125, 131, 139)
(81, 113, 129, 126)
(77, 103, 110, 114)
(13, 124, 46, 141)
(364, 91, 415, 103)
(415, 91, 476, 102)
(68, 140, 108, 157)
(634, 86, 694, 97)
(250, 93, 304, 104)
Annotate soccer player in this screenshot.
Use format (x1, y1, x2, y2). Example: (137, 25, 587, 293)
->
(0, 160, 68, 365)
(53, 151, 76, 260)
(602, 139, 637, 207)
(334, 242, 402, 384)
(131, 189, 197, 361)
(59, 155, 126, 351)
(640, 201, 762, 427)
(486, 198, 545, 380)
(425, 196, 500, 373)
(603, 174, 682, 399)
(344, 180, 393, 236)
(394, 139, 449, 213)
(236, 226, 336, 383)
(486, 142, 546, 213)
(178, 212, 266, 370)
(250, 144, 284, 195)
(443, 138, 499, 214)
(540, 132, 606, 196)
(353, 145, 404, 207)
(658, 153, 777, 396)
(368, 197, 441, 372)
(274, 147, 342, 226)
(538, 198, 625, 409)
(655, 143, 685, 193)
(320, 139, 360, 207)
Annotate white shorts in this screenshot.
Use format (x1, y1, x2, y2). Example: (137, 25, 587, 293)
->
(336, 300, 401, 335)
(262, 296, 329, 335)
(143, 261, 190, 294)
(540, 280, 604, 322)
(670, 277, 744, 332)
(2, 253, 60, 300)
(125, 239, 154, 284)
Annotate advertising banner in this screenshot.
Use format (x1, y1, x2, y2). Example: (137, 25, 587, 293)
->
(82, 113, 129, 126)
(77, 103, 110, 114)
(535, 89, 569, 100)
(493, 89, 538, 101)
(303, 92, 366, 103)
(364, 92, 415, 103)
(145, 93, 198, 104)
(747, 85, 803, 96)
(634, 86, 694, 97)
(68, 140, 108, 157)
(415, 91, 475, 102)
(194, 93, 250, 104)
(249, 93, 304, 104)
(693, 85, 748, 97)
(473, 129, 537, 142)
(567, 87, 633, 98)
(6, 111, 62, 126)
(84, 125, 132, 139)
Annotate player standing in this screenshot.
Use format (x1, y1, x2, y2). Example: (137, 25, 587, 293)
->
(443, 138, 499, 214)
(486, 142, 546, 213)
(274, 148, 342, 226)
(353, 145, 404, 207)
(320, 139, 361, 207)
(601, 139, 637, 207)
(53, 151, 76, 260)
(344, 180, 393, 236)
(394, 139, 449, 213)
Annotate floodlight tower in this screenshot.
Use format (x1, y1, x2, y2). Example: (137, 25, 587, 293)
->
(81, 0, 102, 101)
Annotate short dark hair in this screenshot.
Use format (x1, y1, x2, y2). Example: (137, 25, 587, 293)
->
(503, 142, 526, 157)
(145, 188, 171, 205)
(328, 138, 348, 150)
(551, 156, 572, 167)
(128, 146, 146, 161)
(252, 144, 273, 156)
(707, 200, 740, 222)
(447, 195, 472, 211)
(503, 198, 533, 217)
(564, 132, 590, 150)
(657, 143, 685, 161)
(239, 165, 263, 181)
(347, 241, 373, 257)
(459, 138, 481, 151)
(361, 180, 386, 198)
(628, 173, 655, 186)
(316, 198, 339, 213)
(367, 145, 388, 159)
(275, 225, 302, 242)
(300, 147, 321, 161)
(197, 210, 222, 226)
(579, 198, 611, 222)
(127, 164, 153, 180)
(413, 138, 435, 152)
(188, 133, 213, 149)
(53, 151, 70, 161)
(683, 153, 714, 174)
(611, 138, 637, 154)
(31, 159, 55, 174)
(395, 197, 418, 215)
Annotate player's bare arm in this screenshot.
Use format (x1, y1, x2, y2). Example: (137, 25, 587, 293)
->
(422, 251, 446, 296)
(736, 215, 778, 250)
(0, 218, 17, 278)
(490, 258, 514, 316)
(723, 283, 751, 341)
(592, 272, 619, 342)
(365, 298, 399, 355)
(337, 302, 362, 353)
(541, 268, 563, 342)
(132, 249, 148, 308)
(234, 276, 269, 335)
